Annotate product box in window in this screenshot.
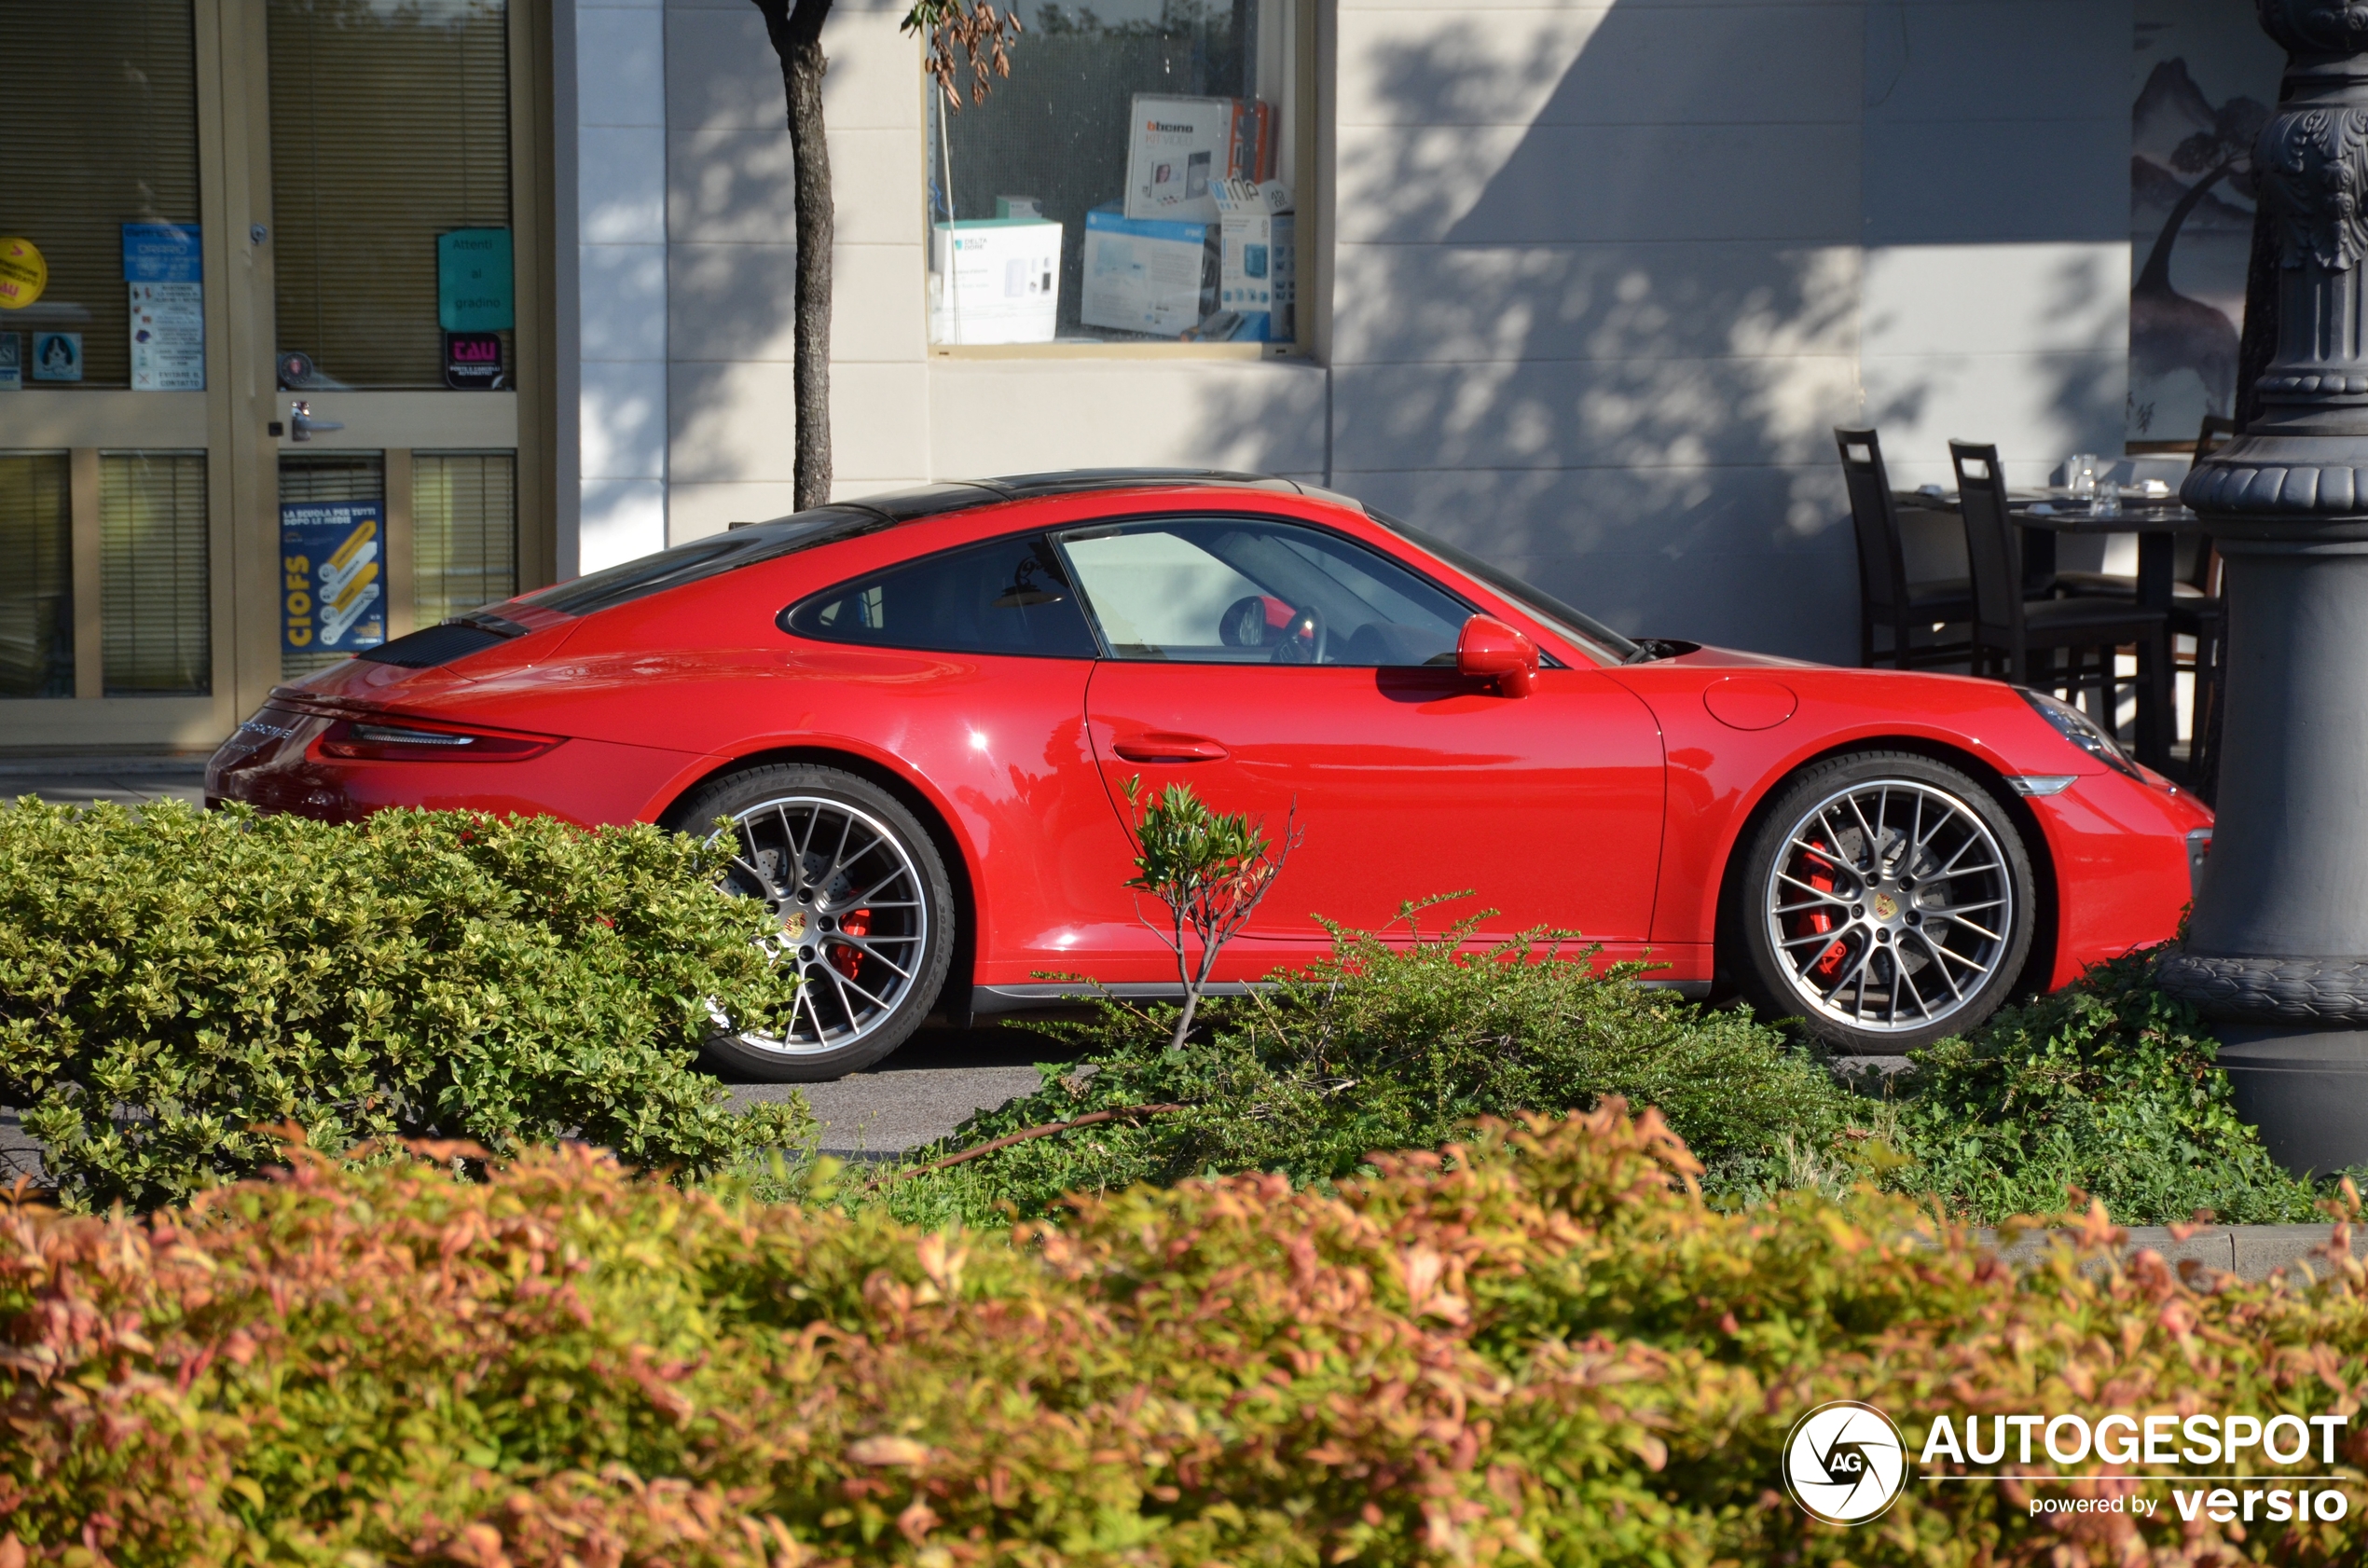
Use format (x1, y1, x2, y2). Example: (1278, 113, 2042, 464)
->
(1081, 205, 1212, 337)
(1211, 179, 1294, 342)
(929, 218, 1062, 345)
(1123, 94, 1273, 225)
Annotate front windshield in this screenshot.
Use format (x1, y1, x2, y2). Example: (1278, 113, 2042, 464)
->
(1364, 508, 1644, 664)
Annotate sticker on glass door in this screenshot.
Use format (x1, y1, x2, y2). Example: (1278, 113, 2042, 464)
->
(282, 501, 386, 654)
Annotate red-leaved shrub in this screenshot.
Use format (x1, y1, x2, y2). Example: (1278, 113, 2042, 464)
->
(3, 1105, 2364, 1565)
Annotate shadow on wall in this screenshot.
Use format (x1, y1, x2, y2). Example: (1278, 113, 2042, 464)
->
(1181, 1, 2124, 664)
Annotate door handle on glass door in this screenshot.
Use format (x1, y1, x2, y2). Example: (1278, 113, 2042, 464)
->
(1111, 733, 1229, 763)
(288, 401, 344, 443)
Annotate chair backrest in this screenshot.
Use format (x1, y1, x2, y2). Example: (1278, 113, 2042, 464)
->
(1835, 427, 1907, 617)
(2196, 413, 2237, 458)
(1948, 440, 2022, 642)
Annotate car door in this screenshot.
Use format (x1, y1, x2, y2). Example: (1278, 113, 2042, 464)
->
(1057, 514, 1667, 952)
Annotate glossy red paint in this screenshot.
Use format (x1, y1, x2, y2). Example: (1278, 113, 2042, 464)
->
(208, 477, 2209, 1011)
(1454, 614, 1539, 696)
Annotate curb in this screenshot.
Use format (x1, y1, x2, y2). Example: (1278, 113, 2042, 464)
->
(1981, 1224, 2368, 1285)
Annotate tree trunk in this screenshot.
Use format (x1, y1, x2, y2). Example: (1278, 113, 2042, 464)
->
(754, 0, 834, 509)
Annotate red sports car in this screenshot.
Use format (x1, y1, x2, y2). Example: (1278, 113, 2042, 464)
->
(208, 471, 2211, 1078)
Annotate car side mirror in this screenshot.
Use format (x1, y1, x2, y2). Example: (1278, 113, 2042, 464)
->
(1456, 614, 1538, 697)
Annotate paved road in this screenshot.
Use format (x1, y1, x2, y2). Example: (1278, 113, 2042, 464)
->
(728, 1024, 1088, 1158)
(1, 758, 208, 810)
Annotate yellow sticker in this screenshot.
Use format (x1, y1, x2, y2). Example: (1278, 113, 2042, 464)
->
(0, 238, 46, 309)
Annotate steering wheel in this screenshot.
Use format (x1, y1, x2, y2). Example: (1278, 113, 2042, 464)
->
(1218, 595, 1273, 648)
(1271, 604, 1327, 665)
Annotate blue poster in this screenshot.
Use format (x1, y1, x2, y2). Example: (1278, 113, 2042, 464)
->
(281, 501, 385, 654)
(121, 224, 201, 283)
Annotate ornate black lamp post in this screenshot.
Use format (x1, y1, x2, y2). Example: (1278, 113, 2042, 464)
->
(2159, 0, 2368, 1173)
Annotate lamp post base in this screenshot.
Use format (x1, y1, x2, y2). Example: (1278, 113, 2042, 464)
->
(2214, 1025, 2368, 1176)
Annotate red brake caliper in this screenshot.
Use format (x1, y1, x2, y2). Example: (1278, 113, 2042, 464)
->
(830, 908, 872, 982)
(1797, 842, 1850, 982)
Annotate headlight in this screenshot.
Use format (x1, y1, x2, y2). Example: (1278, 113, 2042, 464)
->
(2015, 687, 2141, 779)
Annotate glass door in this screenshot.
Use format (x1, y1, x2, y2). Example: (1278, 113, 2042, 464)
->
(0, 0, 551, 751)
(0, 0, 230, 746)
(263, 0, 531, 681)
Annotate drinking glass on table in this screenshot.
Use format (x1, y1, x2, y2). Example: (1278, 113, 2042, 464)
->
(2091, 479, 2122, 518)
(2068, 454, 2099, 497)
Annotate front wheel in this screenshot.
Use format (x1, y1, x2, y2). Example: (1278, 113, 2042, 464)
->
(667, 764, 956, 1081)
(1735, 751, 2035, 1053)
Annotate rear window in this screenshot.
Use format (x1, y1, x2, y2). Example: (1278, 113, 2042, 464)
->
(515, 507, 894, 618)
(784, 533, 1097, 659)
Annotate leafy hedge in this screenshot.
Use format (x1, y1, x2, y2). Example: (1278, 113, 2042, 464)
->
(1894, 948, 2332, 1223)
(872, 907, 1868, 1229)
(870, 916, 2333, 1230)
(0, 800, 811, 1209)
(6, 1106, 2366, 1566)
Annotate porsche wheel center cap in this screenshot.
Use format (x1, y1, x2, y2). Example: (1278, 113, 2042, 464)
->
(781, 909, 808, 941)
(1872, 892, 1899, 922)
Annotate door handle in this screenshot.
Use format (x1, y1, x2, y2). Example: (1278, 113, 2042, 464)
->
(288, 401, 344, 443)
(1112, 733, 1229, 763)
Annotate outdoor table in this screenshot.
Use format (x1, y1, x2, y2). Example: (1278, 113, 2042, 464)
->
(1895, 488, 2193, 770)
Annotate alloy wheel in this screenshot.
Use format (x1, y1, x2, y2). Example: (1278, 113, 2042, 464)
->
(1761, 779, 2014, 1034)
(714, 795, 930, 1054)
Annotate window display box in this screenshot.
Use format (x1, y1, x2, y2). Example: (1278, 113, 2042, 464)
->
(1080, 205, 1211, 337)
(1212, 179, 1294, 342)
(929, 218, 1062, 345)
(1123, 94, 1273, 225)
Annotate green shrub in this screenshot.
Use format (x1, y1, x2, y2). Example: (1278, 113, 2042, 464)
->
(0, 799, 812, 1210)
(7, 1107, 2366, 1566)
(1894, 947, 2330, 1224)
(874, 904, 1874, 1228)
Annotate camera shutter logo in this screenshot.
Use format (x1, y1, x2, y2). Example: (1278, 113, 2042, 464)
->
(1783, 1401, 1908, 1525)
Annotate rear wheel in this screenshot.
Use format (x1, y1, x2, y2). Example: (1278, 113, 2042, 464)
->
(1736, 751, 2034, 1053)
(668, 764, 956, 1081)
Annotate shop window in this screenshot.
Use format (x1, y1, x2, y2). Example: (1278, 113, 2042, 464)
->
(415, 451, 517, 625)
(0, 2, 200, 391)
(279, 452, 384, 679)
(924, 0, 1303, 350)
(100, 452, 210, 696)
(0, 454, 74, 698)
(268, 0, 514, 391)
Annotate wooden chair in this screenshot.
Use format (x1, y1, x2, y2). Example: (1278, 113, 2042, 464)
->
(1836, 427, 1972, 667)
(1950, 441, 2170, 744)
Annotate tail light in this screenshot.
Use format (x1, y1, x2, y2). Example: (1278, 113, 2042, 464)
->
(314, 717, 561, 762)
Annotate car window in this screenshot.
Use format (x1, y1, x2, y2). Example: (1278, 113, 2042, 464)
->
(781, 532, 1098, 658)
(1054, 517, 1471, 666)
(1362, 506, 1642, 664)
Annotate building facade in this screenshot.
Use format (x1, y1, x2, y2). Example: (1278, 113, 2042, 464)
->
(0, 0, 2237, 753)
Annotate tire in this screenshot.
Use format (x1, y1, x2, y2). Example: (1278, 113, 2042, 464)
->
(666, 764, 957, 1081)
(1734, 750, 2035, 1053)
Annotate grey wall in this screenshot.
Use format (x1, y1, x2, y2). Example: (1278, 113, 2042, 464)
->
(610, 0, 2135, 663)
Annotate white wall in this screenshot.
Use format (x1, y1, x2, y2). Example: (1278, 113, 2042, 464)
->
(617, 0, 2134, 662)
(577, 0, 670, 572)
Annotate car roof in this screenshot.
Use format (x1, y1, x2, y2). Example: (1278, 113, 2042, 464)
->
(737, 469, 1329, 530)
